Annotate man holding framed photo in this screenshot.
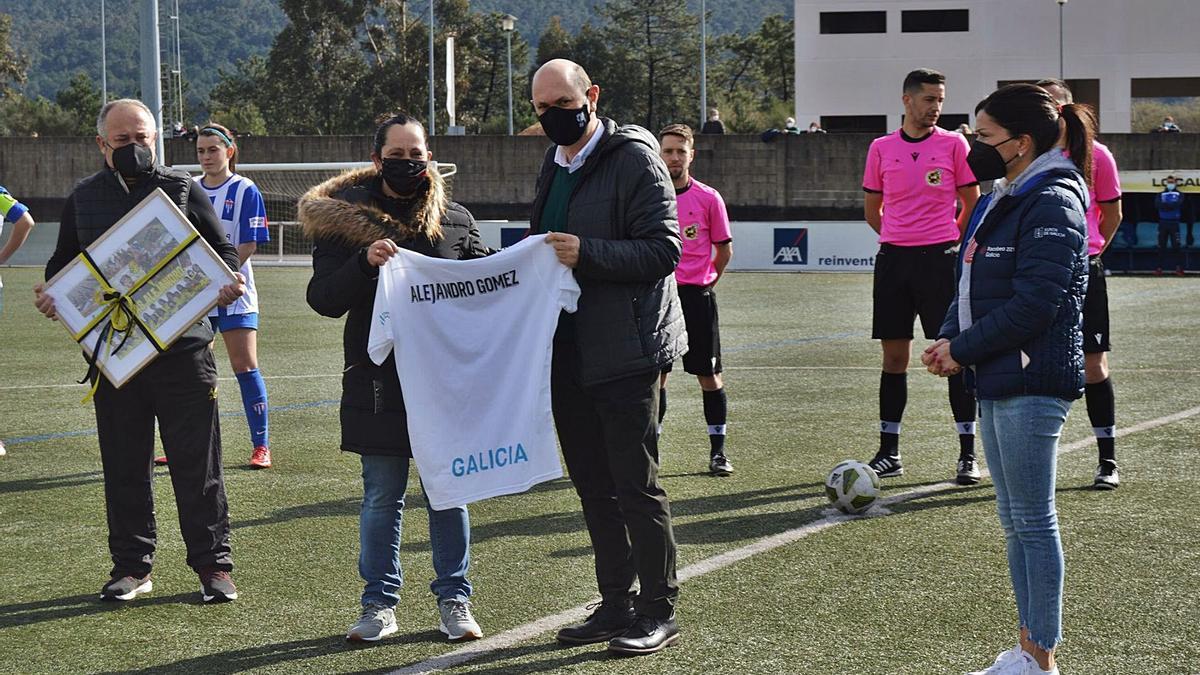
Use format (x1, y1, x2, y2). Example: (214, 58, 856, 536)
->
(33, 99, 246, 604)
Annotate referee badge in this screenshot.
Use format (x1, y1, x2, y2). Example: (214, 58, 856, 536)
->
(925, 169, 943, 186)
(683, 223, 699, 240)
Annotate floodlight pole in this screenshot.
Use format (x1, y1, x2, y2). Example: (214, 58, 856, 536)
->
(101, 0, 108, 103)
(429, 0, 436, 135)
(1057, 0, 1067, 80)
(501, 15, 516, 136)
(139, 0, 164, 160)
(699, 0, 707, 127)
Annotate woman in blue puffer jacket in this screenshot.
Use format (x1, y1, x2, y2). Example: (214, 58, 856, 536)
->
(923, 83, 1095, 675)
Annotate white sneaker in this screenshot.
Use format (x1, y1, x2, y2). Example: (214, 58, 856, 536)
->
(967, 648, 1058, 675)
(347, 603, 397, 642)
(439, 598, 483, 641)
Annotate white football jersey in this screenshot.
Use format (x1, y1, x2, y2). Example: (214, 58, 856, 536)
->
(367, 235, 580, 509)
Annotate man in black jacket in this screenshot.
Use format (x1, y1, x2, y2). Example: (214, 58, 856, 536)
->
(531, 59, 686, 656)
(33, 99, 245, 604)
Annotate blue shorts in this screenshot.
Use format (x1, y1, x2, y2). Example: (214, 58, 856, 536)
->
(210, 312, 259, 333)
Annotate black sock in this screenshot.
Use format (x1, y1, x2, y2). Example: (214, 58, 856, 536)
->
(879, 372, 906, 456)
(1085, 377, 1117, 462)
(658, 387, 668, 429)
(948, 372, 977, 459)
(703, 388, 727, 456)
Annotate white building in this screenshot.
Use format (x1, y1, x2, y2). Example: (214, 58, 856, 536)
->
(793, 0, 1200, 133)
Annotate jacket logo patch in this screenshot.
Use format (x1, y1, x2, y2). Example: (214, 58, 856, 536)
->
(925, 169, 943, 186)
(1034, 227, 1065, 239)
(683, 223, 699, 240)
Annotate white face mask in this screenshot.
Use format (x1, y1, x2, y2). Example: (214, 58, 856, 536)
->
(1167, 183, 1177, 190)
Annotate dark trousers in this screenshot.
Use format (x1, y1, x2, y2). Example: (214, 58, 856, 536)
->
(92, 345, 232, 577)
(1158, 222, 1181, 270)
(551, 337, 678, 619)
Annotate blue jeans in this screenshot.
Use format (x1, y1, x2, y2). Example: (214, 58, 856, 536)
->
(359, 454, 472, 608)
(979, 395, 1071, 651)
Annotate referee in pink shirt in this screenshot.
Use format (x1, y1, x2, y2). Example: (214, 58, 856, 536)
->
(1038, 78, 1124, 490)
(657, 123, 735, 477)
(862, 68, 981, 484)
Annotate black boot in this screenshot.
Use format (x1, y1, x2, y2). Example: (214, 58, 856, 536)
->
(556, 601, 636, 645)
(607, 614, 680, 655)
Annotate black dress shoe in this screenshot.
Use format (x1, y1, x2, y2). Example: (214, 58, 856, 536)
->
(607, 614, 679, 655)
(556, 602, 636, 645)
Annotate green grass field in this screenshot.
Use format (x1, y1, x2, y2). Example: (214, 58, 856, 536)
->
(1, 268, 1197, 674)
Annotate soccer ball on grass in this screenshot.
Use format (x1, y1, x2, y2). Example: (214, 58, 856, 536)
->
(825, 460, 881, 515)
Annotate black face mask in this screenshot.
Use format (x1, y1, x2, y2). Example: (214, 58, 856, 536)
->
(966, 137, 1018, 181)
(539, 103, 591, 147)
(380, 158, 429, 196)
(110, 142, 155, 180)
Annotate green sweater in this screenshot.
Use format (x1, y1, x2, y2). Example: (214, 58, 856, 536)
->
(537, 165, 582, 233)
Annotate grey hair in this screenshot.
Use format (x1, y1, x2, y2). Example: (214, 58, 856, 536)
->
(96, 98, 155, 137)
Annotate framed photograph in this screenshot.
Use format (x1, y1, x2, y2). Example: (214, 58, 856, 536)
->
(44, 188, 236, 389)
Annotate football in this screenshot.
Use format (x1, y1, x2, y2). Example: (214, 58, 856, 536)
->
(825, 460, 881, 515)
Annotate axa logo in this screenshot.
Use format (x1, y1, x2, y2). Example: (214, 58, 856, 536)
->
(773, 228, 808, 265)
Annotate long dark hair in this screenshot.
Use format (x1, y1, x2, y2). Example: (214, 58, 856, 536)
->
(975, 83, 1096, 187)
(198, 122, 239, 173)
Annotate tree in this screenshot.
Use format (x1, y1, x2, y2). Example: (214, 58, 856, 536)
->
(56, 71, 103, 135)
(535, 16, 572, 68)
(598, 0, 699, 130)
(359, 0, 433, 125)
(0, 95, 75, 136)
(261, 0, 374, 134)
(0, 13, 28, 100)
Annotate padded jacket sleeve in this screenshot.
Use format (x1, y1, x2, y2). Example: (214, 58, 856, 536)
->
(949, 190, 1086, 367)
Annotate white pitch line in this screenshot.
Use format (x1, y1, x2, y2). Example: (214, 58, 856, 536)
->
(387, 405, 1200, 675)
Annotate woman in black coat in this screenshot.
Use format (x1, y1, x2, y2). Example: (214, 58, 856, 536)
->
(301, 113, 490, 644)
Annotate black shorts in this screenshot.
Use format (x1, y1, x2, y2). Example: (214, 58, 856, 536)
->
(1082, 256, 1111, 353)
(676, 284, 722, 376)
(872, 241, 959, 340)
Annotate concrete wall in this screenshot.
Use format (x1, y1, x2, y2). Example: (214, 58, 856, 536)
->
(5, 132, 1200, 221)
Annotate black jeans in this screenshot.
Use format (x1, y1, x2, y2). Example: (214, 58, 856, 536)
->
(551, 335, 678, 619)
(92, 345, 232, 577)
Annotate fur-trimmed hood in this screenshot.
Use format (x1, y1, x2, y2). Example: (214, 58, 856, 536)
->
(298, 165, 448, 247)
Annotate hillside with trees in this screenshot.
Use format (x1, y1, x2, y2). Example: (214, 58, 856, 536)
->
(2, 0, 794, 136)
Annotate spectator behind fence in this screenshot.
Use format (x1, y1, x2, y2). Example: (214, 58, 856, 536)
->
(700, 108, 725, 135)
(1154, 116, 1182, 133)
(1155, 176, 1186, 275)
(805, 121, 827, 134)
(783, 117, 801, 134)
(956, 122, 973, 135)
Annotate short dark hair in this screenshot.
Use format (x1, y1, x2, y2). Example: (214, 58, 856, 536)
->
(1035, 78, 1073, 104)
(903, 68, 945, 94)
(373, 112, 426, 156)
(659, 123, 693, 145)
